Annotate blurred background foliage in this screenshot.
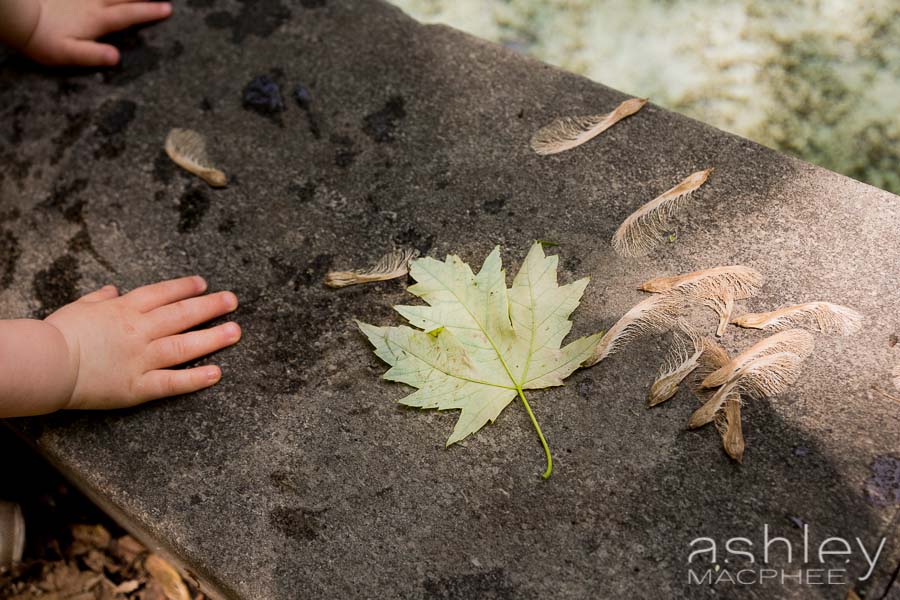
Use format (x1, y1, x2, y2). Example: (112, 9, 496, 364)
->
(390, 0, 900, 195)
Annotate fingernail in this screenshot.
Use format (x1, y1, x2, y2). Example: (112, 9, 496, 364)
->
(206, 367, 221, 382)
(160, 3, 173, 16)
(224, 292, 238, 310)
(223, 322, 241, 339)
(195, 276, 208, 292)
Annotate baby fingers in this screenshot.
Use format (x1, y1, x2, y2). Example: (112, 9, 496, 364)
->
(134, 366, 222, 403)
(146, 322, 241, 370)
(100, 2, 172, 35)
(55, 39, 119, 67)
(125, 275, 207, 313)
(143, 291, 238, 338)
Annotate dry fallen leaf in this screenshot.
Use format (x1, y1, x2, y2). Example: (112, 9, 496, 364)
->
(145, 555, 190, 600)
(112, 535, 145, 565)
(359, 242, 602, 478)
(115, 579, 142, 594)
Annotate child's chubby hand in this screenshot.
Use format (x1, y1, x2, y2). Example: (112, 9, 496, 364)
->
(45, 275, 241, 411)
(18, 0, 173, 67)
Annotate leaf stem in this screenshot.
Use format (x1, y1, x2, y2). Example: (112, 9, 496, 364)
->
(516, 386, 552, 479)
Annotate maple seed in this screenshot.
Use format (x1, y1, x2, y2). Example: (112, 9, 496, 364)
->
(530, 97, 648, 155)
(611, 168, 713, 257)
(164, 128, 228, 187)
(358, 242, 602, 478)
(324, 248, 418, 288)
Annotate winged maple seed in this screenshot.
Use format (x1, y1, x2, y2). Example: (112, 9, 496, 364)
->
(701, 328, 814, 389)
(324, 248, 418, 288)
(690, 351, 807, 429)
(716, 397, 745, 463)
(582, 293, 681, 368)
(530, 97, 647, 155)
(611, 168, 713, 257)
(648, 323, 703, 407)
(640, 265, 763, 296)
(690, 337, 745, 462)
(731, 301, 863, 336)
(164, 128, 228, 187)
(358, 242, 603, 478)
(641, 265, 763, 337)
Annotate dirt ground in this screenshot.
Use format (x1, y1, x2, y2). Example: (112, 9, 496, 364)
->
(0, 430, 201, 600)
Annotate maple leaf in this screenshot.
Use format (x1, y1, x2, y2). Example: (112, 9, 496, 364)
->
(358, 242, 602, 478)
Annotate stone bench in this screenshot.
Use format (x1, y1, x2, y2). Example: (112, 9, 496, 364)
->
(1, 0, 898, 598)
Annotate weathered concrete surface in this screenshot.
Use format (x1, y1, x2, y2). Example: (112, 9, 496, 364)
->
(1, 1, 898, 598)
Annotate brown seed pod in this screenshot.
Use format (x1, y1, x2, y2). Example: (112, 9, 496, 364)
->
(164, 128, 228, 187)
(530, 97, 647, 155)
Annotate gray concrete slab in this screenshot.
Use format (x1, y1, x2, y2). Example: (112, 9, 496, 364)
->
(1, 1, 898, 598)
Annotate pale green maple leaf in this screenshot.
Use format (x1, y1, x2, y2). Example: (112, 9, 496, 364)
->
(358, 241, 602, 478)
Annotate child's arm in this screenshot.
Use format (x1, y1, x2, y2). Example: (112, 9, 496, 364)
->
(0, 0, 172, 67)
(0, 276, 240, 418)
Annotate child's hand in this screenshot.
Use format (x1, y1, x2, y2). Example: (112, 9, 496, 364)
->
(45, 275, 240, 411)
(2, 0, 172, 67)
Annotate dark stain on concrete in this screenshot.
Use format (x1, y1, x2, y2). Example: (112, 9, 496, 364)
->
(54, 79, 87, 100)
(576, 377, 595, 400)
(50, 111, 91, 165)
(297, 253, 333, 288)
(177, 187, 211, 233)
(0, 150, 32, 189)
(96, 99, 137, 136)
(94, 99, 137, 160)
(287, 180, 316, 203)
(33, 254, 80, 318)
(3, 104, 27, 145)
(482, 195, 507, 215)
(293, 85, 322, 139)
(217, 217, 236, 234)
(864, 455, 900, 507)
(206, 0, 291, 44)
(0, 208, 20, 224)
(153, 149, 176, 184)
(40, 178, 89, 223)
(168, 40, 185, 60)
(242, 75, 285, 125)
(101, 30, 161, 86)
(67, 228, 116, 273)
(269, 507, 321, 541)
(422, 568, 520, 600)
(362, 96, 406, 143)
(300, 0, 327, 7)
(334, 139, 358, 168)
(393, 226, 434, 255)
(0, 229, 21, 291)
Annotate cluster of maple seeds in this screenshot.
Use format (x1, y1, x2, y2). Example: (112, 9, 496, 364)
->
(530, 98, 862, 462)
